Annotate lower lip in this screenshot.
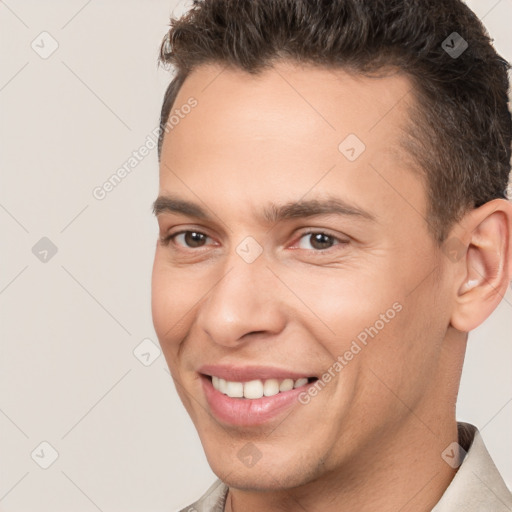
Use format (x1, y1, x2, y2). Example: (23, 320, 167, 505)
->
(201, 375, 314, 426)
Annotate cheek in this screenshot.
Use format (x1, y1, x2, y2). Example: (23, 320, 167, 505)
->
(288, 258, 439, 399)
(285, 265, 401, 356)
(353, 278, 444, 414)
(151, 252, 204, 351)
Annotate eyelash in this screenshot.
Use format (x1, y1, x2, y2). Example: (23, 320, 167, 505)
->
(160, 231, 214, 249)
(294, 230, 348, 251)
(160, 229, 348, 252)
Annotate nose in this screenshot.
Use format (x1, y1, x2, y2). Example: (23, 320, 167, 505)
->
(196, 254, 287, 347)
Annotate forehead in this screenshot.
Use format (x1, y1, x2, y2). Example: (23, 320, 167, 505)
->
(159, 61, 426, 232)
(165, 60, 414, 142)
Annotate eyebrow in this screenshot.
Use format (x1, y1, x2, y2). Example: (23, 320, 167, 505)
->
(153, 196, 207, 218)
(152, 195, 376, 223)
(263, 197, 376, 223)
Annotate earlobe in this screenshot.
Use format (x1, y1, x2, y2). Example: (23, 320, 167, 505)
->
(449, 199, 512, 333)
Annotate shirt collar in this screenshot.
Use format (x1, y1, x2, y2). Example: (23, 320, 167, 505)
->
(432, 422, 512, 511)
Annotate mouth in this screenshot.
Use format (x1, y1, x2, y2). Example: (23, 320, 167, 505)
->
(198, 367, 319, 426)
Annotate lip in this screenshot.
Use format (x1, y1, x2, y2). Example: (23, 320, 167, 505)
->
(200, 373, 317, 427)
(198, 364, 315, 382)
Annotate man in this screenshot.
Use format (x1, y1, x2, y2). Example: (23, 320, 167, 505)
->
(151, 0, 512, 510)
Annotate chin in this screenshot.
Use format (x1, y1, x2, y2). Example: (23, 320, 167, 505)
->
(218, 469, 309, 492)
(206, 446, 323, 492)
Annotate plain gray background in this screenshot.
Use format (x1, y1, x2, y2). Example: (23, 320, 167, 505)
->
(0, 1, 511, 510)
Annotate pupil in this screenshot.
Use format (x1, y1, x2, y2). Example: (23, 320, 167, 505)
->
(185, 232, 205, 247)
(311, 233, 332, 250)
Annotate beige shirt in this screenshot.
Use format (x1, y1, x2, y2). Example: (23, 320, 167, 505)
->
(180, 423, 512, 512)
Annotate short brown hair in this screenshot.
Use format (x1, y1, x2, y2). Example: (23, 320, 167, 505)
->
(157, 0, 511, 244)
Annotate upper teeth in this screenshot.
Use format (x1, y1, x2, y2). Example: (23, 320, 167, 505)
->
(211, 376, 309, 399)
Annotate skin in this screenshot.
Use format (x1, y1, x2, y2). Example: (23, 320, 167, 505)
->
(151, 61, 512, 512)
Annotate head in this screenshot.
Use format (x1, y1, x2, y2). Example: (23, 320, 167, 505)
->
(152, 0, 512, 492)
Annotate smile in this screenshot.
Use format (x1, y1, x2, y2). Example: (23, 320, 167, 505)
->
(199, 368, 319, 426)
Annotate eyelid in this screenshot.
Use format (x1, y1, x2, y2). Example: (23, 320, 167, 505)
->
(159, 227, 350, 252)
(160, 228, 217, 248)
(289, 229, 350, 250)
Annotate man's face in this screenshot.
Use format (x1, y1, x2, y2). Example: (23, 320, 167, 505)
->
(152, 62, 455, 489)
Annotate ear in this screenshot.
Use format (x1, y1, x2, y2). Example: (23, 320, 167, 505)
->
(448, 198, 512, 332)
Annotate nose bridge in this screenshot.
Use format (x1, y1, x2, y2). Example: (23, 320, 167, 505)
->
(197, 247, 285, 345)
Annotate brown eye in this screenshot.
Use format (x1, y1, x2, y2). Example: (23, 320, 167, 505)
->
(175, 231, 209, 248)
(298, 232, 337, 250)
